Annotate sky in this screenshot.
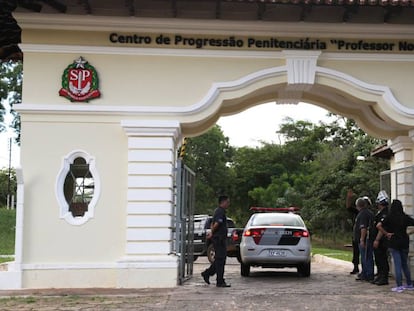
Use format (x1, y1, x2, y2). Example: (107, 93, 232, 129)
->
(0, 101, 331, 169)
(0, 104, 19, 169)
(216, 102, 331, 147)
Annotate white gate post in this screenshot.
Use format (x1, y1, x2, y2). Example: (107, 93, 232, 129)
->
(118, 120, 181, 288)
(389, 135, 414, 276)
(388, 136, 413, 215)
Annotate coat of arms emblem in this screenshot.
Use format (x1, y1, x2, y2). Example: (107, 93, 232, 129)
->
(59, 57, 101, 102)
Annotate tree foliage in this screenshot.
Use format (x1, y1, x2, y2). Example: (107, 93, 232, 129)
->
(185, 114, 389, 234)
(0, 61, 22, 143)
(182, 125, 235, 214)
(0, 168, 16, 207)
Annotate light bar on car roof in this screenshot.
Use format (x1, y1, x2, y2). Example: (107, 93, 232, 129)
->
(249, 207, 300, 213)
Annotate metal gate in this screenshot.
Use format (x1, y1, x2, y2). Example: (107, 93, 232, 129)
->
(174, 158, 196, 285)
(380, 165, 414, 213)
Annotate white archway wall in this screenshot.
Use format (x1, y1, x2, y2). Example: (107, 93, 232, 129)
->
(319, 59, 414, 109)
(179, 63, 413, 139)
(11, 14, 414, 289)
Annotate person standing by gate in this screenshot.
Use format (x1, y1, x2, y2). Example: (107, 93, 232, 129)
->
(377, 199, 414, 293)
(354, 197, 375, 282)
(201, 195, 231, 287)
(372, 190, 389, 286)
(346, 189, 360, 275)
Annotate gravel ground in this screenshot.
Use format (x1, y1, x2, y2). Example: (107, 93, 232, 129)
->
(1, 256, 414, 310)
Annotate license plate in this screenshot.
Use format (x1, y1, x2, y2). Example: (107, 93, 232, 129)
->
(269, 250, 287, 257)
(275, 230, 292, 235)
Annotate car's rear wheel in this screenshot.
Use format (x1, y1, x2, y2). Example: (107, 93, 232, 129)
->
(297, 262, 311, 277)
(240, 262, 250, 277)
(236, 252, 242, 263)
(207, 244, 215, 264)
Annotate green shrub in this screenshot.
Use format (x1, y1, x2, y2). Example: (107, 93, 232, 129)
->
(0, 208, 16, 254)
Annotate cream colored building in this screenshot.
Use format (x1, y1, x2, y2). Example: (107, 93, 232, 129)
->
(1, 1, 414, 289)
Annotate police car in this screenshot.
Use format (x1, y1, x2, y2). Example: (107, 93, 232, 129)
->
(239, 207, 311, 277)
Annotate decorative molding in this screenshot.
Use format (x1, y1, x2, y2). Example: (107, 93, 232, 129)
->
(55, 149, 101, 226)
(320, 52, 414, 62)
(121, 120, 181, 139)
(316, 66, 414, 117)
(16, 67, 286, 118)
(388, 136, 414, 153)
(16, 63, 414, 131)
(19, 43, 287, 59)
(19, 43, 414, 62)
(14, 13, 414, 39)
(283, 50, 321, 88)
(276, 90, 302, 105)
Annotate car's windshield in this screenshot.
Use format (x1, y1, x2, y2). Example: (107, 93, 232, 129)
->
(251, 213, 305, 227)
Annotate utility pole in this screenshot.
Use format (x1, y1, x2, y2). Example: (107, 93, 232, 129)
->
(7, 137, 12, 209)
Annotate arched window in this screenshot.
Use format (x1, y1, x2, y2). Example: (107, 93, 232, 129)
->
(56, 150, 100, 225)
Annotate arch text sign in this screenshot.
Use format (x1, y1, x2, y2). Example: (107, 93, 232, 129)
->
(109, 33, 414, 53)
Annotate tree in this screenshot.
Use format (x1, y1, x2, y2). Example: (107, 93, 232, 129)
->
(183, 125, 234, 214)
(242, 115, 388, 236)
(300, 117, 388, 235)
(0, 61, 22, 143)
(229, 143, 288, 224)
(0, 168, 16, 207)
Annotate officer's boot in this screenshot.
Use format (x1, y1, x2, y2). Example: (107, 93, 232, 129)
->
(371, 273, 381, 284)
(350, 265, 359, 275)
(375, 274, 389, 286)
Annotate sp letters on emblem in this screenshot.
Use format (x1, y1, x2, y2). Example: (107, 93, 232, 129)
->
(59, 57, 101, 102)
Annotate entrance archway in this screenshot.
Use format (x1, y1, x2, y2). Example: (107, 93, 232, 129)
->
(2, 4, 414, 289)
(180, 51, 412, 140)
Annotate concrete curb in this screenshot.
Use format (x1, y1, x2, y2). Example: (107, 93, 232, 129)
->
(312, 254, 353, 270)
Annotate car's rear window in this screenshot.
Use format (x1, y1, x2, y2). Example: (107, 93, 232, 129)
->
(251, 213, 305, 227)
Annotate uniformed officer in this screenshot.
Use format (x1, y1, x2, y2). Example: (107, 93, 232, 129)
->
(372, 190, 390, 285)
(201, 195, 231, 287)
(346, 189, 360, 275)
(354, 197, 375, 282)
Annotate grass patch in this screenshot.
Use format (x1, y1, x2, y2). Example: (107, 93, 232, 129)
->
(312, 246, 353, 262)
(0, 256, 14, 263)
(0, 208, 16, 255)
(311, 240, 353, 262)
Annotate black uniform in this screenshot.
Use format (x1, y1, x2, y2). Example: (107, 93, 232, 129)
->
(353, 207, 375, 281)
(373, 208, 389, 284)
(349, 206, 360, 272)
(203, 206, 228, 285)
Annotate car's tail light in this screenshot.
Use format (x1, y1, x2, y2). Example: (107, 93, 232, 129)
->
(244, 228, 266, 244)
(293, 230, 310, 238)
(231, 230, 239, 242)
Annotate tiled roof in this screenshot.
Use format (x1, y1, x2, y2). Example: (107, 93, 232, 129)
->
(1, 0, 414, 61)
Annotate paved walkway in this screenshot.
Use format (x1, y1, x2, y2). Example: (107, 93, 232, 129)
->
(1, 256, 414, 310)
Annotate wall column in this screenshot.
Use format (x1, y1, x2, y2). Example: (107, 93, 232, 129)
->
(388, 136, 414, 215)
(119, 120, 181, 287)
(388, 136, 414, 275)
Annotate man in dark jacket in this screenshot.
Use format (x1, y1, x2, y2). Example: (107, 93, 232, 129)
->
(372, 190, 389, 285)
(201, 195, 231, 287)
(354, 197, 375, 282)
